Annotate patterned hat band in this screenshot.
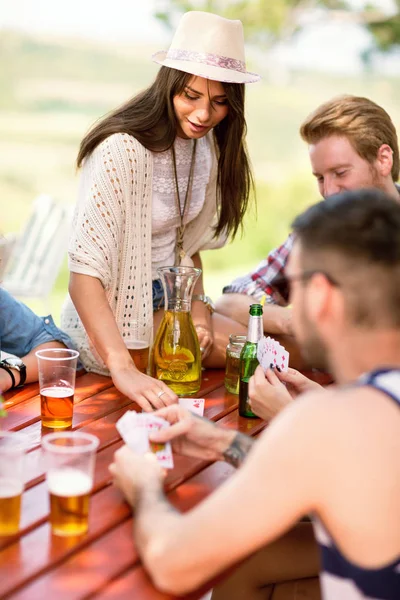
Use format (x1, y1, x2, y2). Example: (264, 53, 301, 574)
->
(166, 48, 246, 73)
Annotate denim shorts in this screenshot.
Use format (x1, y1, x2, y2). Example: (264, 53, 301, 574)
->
(0, 287, 75, 357)
(152, 279, 165, 312)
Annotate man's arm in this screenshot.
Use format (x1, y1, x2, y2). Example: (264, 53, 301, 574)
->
(149, 406, 255, 467)
(215, 293, 293, 334)
(215, 235, 295, 335)
(1, 341, 66, 393)
(222, 430, 254, 467)
(111, 394, 324, 595)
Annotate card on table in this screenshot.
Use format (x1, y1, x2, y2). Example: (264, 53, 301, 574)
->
(116, 411, 174, 469)
(178, 397, 205, 417)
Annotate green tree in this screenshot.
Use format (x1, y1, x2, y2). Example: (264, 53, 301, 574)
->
(154, 0, 399, 52)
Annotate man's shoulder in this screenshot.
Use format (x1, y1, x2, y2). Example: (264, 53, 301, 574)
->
(282, 382, 400, 447)
(263, 383, 392, 443)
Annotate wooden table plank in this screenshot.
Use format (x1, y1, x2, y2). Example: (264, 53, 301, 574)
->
(19, 381, 234, 489)
(2, 408, 262, 599)
(1, 395, 250, 549)
(3, 370, 226, 434)
(2, 369, 89, 409)
(1, 369, 267, 600)
(90, 567, 175, 600)
(2, 373, 113, 431)
(4, 452, 241, 600)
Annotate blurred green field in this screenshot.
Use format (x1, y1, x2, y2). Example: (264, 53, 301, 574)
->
(1, 31, 399, 322)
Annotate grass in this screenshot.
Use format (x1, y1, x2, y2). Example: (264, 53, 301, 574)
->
(1, 31, 400, 323)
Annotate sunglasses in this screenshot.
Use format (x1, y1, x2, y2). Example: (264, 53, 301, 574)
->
(271, 270, 340, 298)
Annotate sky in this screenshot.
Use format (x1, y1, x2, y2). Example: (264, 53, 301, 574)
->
(0, 0, 398, 75)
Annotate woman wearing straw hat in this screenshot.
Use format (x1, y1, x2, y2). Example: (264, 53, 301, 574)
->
(61, 11, 260, 411)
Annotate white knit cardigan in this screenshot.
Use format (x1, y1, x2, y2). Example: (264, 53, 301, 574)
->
(61, 132, 224, 375)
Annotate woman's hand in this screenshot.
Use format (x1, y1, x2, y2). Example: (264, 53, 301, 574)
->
(191, 300, 214, 360)
(110, 364, 178, 412)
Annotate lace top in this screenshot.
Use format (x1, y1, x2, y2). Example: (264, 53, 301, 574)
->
(61, 133, 224, 375)
(151, 136, 212, 278)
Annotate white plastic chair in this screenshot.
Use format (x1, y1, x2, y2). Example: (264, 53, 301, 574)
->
(2, 195, 72, 314)
(0, 234, 17, 281)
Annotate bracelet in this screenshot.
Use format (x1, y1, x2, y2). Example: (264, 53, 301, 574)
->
(0, 365, 16, 389)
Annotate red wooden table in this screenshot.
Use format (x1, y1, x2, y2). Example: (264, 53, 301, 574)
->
(0, 369, 269, 599)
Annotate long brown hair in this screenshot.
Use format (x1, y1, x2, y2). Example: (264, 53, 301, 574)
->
(77, 67, 253, 239)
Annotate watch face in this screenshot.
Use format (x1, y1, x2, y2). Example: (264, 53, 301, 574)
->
(5, 357, 23, 368)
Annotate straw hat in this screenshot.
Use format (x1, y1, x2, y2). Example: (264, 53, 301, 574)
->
(152, 11, 260, 84)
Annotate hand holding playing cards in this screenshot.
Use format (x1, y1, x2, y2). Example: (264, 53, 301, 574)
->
(109, 445, 164, 507)
(248, 366, 294, 421)
(148, 405, 235, 462)
(110, 364, 178, 412)
(248, 366, 325, 421)
(277, 367, 324, 397)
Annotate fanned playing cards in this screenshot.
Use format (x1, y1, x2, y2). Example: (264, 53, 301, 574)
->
(116, 412, 174, 469)
(257, 336, 289, 374)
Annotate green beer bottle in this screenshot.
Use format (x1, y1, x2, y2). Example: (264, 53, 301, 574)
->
(238, 303, 263, 417)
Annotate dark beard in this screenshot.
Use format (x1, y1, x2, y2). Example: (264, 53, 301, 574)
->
(297, 306, 330, 371)
(301, 334, 330, 371)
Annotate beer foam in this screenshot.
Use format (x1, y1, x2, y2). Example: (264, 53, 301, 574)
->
(47, 468, 92, 496)
(41, 386, 74, 398)
(0, 477, 23, 498)
(125, 340, 148, 349)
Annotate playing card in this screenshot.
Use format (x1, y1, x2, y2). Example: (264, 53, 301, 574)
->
(116, 411, 174, 469)
(257, 336, 267, 370)
(279, 347, 289, 372)
(257, 336, 289, 373)
(178, 397, 205, 416)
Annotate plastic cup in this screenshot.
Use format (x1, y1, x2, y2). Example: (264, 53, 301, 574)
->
(36, 348, 79, 428)
(42, 431, 99, 536)
(0, 431, 26, 535)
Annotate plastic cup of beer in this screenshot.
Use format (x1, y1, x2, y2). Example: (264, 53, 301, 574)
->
(36, 348, 79, 429)
(0, 431, 26, 536)
(42, 431, 99, 536)
(125, 339, 150, 374)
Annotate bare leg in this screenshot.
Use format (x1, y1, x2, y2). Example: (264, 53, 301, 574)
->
(211, 522, 320, 600)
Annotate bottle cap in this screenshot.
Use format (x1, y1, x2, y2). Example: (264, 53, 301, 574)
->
(249, 304, 263, 316)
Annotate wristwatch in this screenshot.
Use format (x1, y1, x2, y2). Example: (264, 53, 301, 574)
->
(192, 294, 216, 314)
(0, 358, 27, 389)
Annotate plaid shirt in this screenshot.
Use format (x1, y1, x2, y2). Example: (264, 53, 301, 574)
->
(222, 233, 294, 306)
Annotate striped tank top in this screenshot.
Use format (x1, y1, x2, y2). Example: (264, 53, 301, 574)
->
(314, 368, 400, 600)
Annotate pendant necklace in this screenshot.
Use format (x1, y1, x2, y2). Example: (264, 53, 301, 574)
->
(171, 139, 197, 266)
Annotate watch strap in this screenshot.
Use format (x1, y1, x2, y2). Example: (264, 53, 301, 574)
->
(192, 294, 215, 314)
(0, 363, 16, 389)
(16, 363, 27, 387)
(1, 359, 27, 388)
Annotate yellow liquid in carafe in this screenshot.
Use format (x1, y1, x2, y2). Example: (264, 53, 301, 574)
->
(151, 310, 201, 396)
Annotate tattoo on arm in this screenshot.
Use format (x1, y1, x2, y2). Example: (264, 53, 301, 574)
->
(223, 433, 254, 468)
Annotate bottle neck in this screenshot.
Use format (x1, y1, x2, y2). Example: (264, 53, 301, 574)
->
(247, 315, 263, 344)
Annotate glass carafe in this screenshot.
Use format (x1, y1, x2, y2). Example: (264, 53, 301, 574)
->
(151, 266, 202, 396)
